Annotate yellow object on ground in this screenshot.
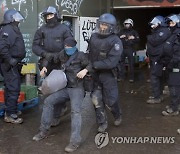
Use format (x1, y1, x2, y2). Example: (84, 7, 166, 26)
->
(21, 63, 36, 74)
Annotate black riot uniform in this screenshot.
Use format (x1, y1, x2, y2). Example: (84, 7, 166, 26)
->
(162, 14, 180, 115)
(0, 9, 25, 122)
(87, 13, 123, 132)
(146, 16, 171, 104)
(118, 18, 139, 82)
(32, 6, 73, 123)
(32, 6, 73, 75)
(33, 23, 73, 73)
(165, 37, 180, 114)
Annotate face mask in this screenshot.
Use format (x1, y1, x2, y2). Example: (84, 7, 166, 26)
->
(124, 24, 131, 29)
(12, 21, 20, 27)
(46, 16, 57, 26)
(65, 46, 77, 56)
(151, 24, 158, 29)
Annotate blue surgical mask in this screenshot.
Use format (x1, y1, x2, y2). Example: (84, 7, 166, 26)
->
(65, 46, 77, 56)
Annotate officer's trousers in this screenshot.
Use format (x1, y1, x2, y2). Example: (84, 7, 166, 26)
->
(150, 63, 164, 98)
(120, 49, 135, 80)
(169, 86, 180, 111)
(91, 73, 121, 125)
(0, 63, 21, 115)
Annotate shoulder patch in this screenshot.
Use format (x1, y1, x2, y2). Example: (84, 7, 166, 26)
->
(114, 43, 120, 50)
(3, 32, 8, 38)
(159, 32, 164, 36)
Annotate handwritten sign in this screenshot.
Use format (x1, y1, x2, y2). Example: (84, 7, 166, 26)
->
(79, 17, 97, 52)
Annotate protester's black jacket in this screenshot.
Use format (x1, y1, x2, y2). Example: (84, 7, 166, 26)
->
(59, 50, 89, 88)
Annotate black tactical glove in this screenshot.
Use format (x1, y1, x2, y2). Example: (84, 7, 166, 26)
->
(3, 58, 18, 72)
(41, 52, 54, 62)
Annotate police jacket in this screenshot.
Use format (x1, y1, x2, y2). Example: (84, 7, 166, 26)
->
(59, 50, 89, 88)
(118, 28, 139, 50)
(87, 33, 123, 76)
(147, 26, 171, 62)
(167, 29, 180, 69)
(161, 28, 180, 66)
(32, 23, 73, 57)
(168, 35, 180, 86)
(0, 23, 25, 62)
(172, 37, 180, 64)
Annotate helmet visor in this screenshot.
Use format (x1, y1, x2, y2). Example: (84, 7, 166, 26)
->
(149, 17, 160, 25)
(95, 20, 113, 35)
(167, 15, 179, 24)
(13, 12, 24, 22)
(46, 6, 57, 14)
(42, 6, 57, 17)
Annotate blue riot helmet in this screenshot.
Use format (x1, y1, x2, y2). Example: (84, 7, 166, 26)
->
(166, 14, 180, 27)
(149, 16, 167, 29)
(63, 20, 72, 30)
(2, 9, 24, 24)
(63, 20, 74, 36)
(42, 6, 61, 22)
(177, 15, 180, 27)
(95, 13, 117, 35)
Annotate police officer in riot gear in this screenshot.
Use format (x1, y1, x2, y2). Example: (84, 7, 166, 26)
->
(162, 14, 180, 116)
(33, 6, 73, 73)
(0, 9, 26, 124)
(118, 18, 139, 82)
(86, 13, 123, 132)
(146, 15, 171, 104)
(32, 6, 73, 126)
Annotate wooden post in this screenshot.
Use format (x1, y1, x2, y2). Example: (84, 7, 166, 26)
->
(25, 74, 35, 85)
(21, 63, 36, 85)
